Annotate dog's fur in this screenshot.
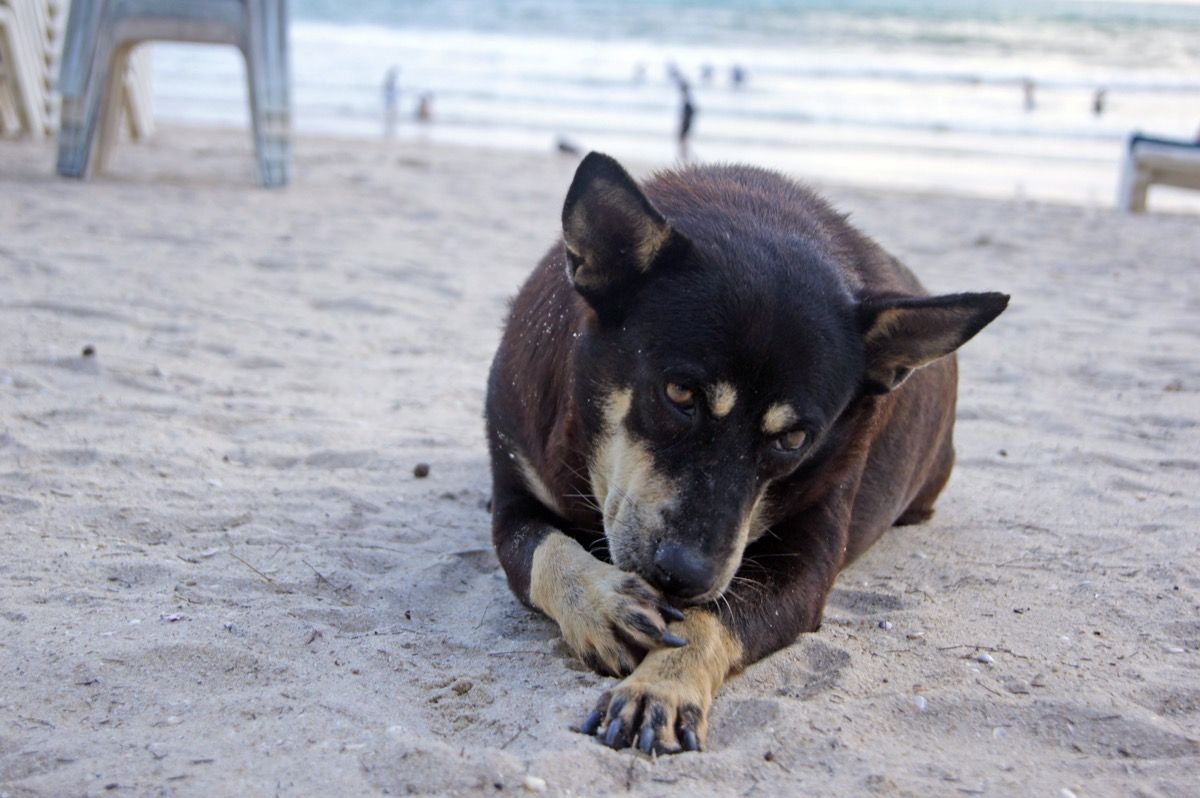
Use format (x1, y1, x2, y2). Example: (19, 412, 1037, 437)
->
(485, 153, 1008, 754)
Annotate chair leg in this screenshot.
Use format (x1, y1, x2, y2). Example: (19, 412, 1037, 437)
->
(93, 41, 133, 175)
(243, 0, 290, 187)
(57, 0, 114, 178)
(0, 79, 19, 134)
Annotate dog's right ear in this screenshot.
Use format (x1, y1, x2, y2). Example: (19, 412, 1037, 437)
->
(562, 152, 682, 308)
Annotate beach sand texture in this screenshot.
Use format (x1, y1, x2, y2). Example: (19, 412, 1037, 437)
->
(1, 129, 1198, 796)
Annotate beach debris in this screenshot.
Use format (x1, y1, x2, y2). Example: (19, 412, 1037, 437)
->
(977, 653, 995, 664)
(413, 462, 431, 478)
(1060, 789, 1079, 798)
(81, 344, 96, 357)
(160, 613, 184, 622)
(878, 620, 893, 630)
(523, 775, 547, 793)
(912, 695, 928, 712)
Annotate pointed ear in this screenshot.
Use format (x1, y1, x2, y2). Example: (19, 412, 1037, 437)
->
(859, 292, 1009, 393)
(561, 152, 684, 307)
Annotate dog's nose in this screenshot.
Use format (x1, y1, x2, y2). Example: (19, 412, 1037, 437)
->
(652, 543, 715, 600)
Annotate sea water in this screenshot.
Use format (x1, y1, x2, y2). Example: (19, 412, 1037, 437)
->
(149, 0, 1200, 208)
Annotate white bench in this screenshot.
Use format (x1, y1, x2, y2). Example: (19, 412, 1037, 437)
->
(1117, 133, 1200, 213)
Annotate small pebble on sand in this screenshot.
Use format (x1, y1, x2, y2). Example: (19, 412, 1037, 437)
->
(413, 462, 431, 478)
(977, 653, 995, 664)
(878, 620, 893, 630)
(913, 695, 927, 712)
(523, 775, 547, 793)
(82, 345, 96, 357)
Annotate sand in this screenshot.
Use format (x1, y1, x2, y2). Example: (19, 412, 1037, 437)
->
(1, 127, 1198, 797)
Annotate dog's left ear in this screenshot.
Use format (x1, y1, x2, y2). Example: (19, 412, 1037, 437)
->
(562, 152, 683, 308)
(859, 292, 1009, 393)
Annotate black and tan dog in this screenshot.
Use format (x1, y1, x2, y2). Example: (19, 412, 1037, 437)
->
(485, 153, 1007, 754)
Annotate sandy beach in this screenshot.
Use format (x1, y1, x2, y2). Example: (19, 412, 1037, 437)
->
(1, 127, 1198, 797)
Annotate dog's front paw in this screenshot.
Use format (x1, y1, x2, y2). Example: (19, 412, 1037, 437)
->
(574, 609, 741, 754)
(560, 569, 687, 677)
(577, 661, 711, 754)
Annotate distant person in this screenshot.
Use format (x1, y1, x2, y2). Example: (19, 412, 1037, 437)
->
(382, 66, 400, 137)
(701, 63, 715, 85)
(678, 81, 696, 161)
(556, 136, 583, 156)
(666, 62, 683, 85)
(1092, 87, 1107, 117)
(416, 92, 433, 123)
(1022, 78, 1036, 111)
(731, 64, 746, 89)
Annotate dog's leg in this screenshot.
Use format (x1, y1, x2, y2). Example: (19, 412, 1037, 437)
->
(578, 608, 740, 753)
(581, 497, 854, 753)
(492, 494, 686, 677)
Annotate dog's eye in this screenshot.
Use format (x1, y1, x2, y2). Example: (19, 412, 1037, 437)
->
(664, 382, 695, 411)
(773, 429, 807, 452)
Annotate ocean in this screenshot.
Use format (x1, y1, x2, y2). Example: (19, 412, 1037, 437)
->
(149, 0, 1200, 207)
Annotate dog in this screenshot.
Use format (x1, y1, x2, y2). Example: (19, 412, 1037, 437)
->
(485, 152, 1008, 754)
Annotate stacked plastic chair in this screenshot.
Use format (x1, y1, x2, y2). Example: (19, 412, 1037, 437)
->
(56, 0, 290, 186)
(0, 0, 50, 136)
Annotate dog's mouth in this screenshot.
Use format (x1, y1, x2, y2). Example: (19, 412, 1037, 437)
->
(607, 520, 740, 607)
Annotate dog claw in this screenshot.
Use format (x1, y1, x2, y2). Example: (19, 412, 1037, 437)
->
(579, 709, 604, 736)
(660, 605, 686, 622)
(604, 718, 624, 748)
(637, 725, 655, 753)
(660, 632, 688, 647)
(681, 729, 700, 752)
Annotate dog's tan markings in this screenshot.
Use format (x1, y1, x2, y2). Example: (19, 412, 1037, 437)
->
(693, 491, 765, 603)
(588, 387, 632, 512)
(707, 382, 737, 419)
(762, 402, 798, 435)
(602, 387, 632, 427)
(515, 453, 564, 516)
(530, 531, 671, 677)
(602, 609, 743, 749)
(744, 494, 774, 543)
(863, 307, 904, 343)
(589, 387, 678, 570)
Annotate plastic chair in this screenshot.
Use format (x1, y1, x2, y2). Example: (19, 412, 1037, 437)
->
(0, 0, 50, 137)
(56, 0, 290, 186)
(1117, 132, 1200, 213)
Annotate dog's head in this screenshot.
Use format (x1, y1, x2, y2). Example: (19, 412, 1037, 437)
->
(563, 153, 1007, 604)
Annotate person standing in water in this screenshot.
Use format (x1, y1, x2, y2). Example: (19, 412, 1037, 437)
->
(416, 92, 433, 123)
(678, 80, 696, 161)
(382, 66, 400, 137)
